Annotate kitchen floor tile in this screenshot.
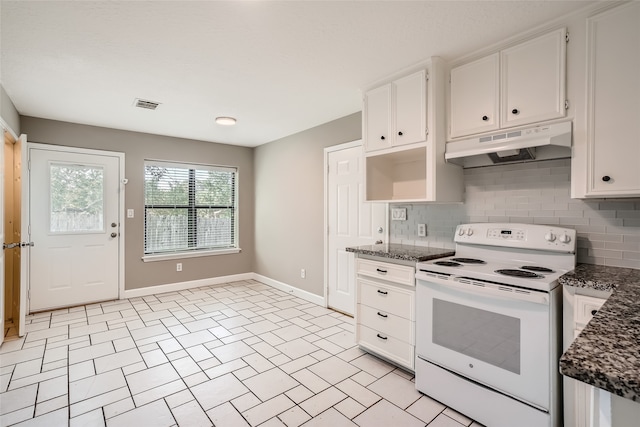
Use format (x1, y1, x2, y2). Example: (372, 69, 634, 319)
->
(106, 399, 175, 427)
(242, 367, 299, 401)
(0, 279, 481, 427)
(367, 371, 422, 409)
(429, 413, 469, 427)
(354, 399, 424, 427)
(191, 373, 249, 410)
(206, 402, 250, 427)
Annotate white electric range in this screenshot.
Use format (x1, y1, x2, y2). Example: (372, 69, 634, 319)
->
(415, 223, 576, 427)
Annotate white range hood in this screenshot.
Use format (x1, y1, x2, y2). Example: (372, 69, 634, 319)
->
(445, 121, 572, 168)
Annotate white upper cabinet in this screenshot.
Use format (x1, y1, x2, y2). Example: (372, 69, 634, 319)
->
(450, 54, 500, 137)
(393, 71, 427, 147)
(449, 28, 567, 139)
(582, 3, 640, 197)
(364, 84, 393, 152)
(364, 70, 426, 152)
(501, 29, 567, 128)
(363, 58, 464, 203)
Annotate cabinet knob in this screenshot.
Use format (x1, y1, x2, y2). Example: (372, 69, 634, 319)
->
(511, 108, 520, 115)
(380, 135, 385, 140)
(591, 309, 598, 316)
(398, 131, 403, 136)
(482, 115, 489, 121)
(602, 175, 611, 182)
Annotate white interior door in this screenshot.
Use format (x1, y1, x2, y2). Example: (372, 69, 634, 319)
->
(0, 130, 5, 346)
(28, 146, 121, 312)
(327, 143, 387, 315)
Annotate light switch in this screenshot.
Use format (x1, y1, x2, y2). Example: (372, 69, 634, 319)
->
(127, 209, 134, 218)
(418, 224, 427, 237)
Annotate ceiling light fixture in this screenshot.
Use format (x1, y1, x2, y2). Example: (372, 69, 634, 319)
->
(215, 116, 237, 126)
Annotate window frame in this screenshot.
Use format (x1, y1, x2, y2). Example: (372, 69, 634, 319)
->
(142, 160, 240, 262)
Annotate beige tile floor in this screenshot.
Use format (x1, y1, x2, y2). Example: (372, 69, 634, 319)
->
(0, 279, 483, 426)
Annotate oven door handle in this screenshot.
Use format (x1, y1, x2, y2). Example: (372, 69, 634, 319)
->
(416, 274, 549, 305)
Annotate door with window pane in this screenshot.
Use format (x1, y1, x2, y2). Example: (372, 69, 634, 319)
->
(29, 147, 120, 311)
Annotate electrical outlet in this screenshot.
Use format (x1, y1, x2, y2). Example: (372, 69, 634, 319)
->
(418, 224, 427, 237)
(127, 209, 134, 218)
(300, 269, 306, 279)
(176, 263, 182, 272)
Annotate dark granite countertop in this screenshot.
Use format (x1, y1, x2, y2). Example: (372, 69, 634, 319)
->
(559, 264, 640, 401)
(346, 243, 454, 262)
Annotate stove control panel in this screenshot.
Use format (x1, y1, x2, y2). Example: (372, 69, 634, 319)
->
(487, 228, 525, 241)
(454, 223, 577, 253)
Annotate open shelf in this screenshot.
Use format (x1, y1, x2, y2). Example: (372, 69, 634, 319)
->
(366, 147, 427, 201)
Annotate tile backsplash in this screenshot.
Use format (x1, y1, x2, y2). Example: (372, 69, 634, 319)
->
(390, 159, 640, 269)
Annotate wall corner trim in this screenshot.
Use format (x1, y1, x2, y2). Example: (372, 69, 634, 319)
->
(122, 273, 254, 299)
(120, 272, 326, 307)
(252, 274, 326, 307)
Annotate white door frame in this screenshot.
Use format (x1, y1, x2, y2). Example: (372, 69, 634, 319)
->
(25, 143, 126, 315)
(323, 140, 389, 308)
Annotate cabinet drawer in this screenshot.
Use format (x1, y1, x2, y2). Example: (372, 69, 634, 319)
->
(358, 324, 415, 370)
(357, 258, 415, 287)
(358, 279, 415, 320)
(357, 304, 414, 344)
(574, 294, 606, 326)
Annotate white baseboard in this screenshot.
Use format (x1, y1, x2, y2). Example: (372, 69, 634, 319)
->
(122, 273, 254, 299)
(251, 274, 326, 306)
(121, 272, 326, 307)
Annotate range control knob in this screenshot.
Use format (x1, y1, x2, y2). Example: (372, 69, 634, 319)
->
(545, 232, 556, 242)
(467, 228, 474, 236)
(559, 234, 571, 244)
(458, 228, 465, 236)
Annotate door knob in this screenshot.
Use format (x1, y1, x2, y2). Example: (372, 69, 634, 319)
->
(110, 232, 118, 238)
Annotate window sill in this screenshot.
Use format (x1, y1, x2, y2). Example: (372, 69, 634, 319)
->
(142, 248, 241, 262)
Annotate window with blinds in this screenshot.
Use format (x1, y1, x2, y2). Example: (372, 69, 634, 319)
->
(144, 161, 237, 255)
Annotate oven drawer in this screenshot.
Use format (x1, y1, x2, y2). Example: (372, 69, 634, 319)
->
(357, 259, 415, 287)
(358, 279, 415, 320)
(357, 324, 415, 370)
(574, 294, 606, 327)
(357, 304, 414, 344)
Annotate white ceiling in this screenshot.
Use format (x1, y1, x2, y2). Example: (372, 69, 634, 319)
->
(1, 1, 592, 147)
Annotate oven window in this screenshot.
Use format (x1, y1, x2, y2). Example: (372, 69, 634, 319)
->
(433, 299, 521, 374)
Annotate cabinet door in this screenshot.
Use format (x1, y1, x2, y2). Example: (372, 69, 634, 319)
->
(393, 70, 426, 147)
(450, 53, 499, 138)
(364, 84, 392, 152)
(587, 3, 640, 196)
(501, 28, 567, 128)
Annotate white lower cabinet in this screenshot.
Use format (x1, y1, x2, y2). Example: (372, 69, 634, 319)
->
(563, 287, 608, 427)
(356, 258, 415, 371)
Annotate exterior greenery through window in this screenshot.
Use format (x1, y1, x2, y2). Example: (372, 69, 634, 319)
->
(144, 161, 237, 255)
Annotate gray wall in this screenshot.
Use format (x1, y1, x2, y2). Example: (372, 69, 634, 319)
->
(254, 112, 361, 297)
(391, 158, 640, 270)
(1, 84, 20, 135)
(20, 116, 254, 290)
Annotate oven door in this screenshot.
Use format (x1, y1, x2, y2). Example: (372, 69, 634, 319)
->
(416, 275, 551, 411)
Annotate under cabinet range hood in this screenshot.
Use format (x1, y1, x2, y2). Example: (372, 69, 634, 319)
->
(445, 121, 572, 168)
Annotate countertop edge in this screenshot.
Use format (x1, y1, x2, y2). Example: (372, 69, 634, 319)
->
(559, 264, 640, 402)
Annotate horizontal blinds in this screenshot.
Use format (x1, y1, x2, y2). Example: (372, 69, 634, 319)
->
(144, 161, 237, 254)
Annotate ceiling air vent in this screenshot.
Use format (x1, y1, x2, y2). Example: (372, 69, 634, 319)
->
(133, 98, 160, 110)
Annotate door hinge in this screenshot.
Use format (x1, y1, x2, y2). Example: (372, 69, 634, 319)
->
(565, 32, 570, 43)
(425, 127, 429, 138)
(28, 289, 31, 301)
(425, 72, 429, 81)
(565, 99, 570, 110)
(28, 159, 31, 171)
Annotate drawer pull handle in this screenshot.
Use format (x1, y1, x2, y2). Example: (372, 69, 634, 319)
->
(377, 290, 388, 295)
(376, 333, 388, 340)
(591, 309, 598, 316)
(377, 312, 388, 318)
(376, 268, 388, 274)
